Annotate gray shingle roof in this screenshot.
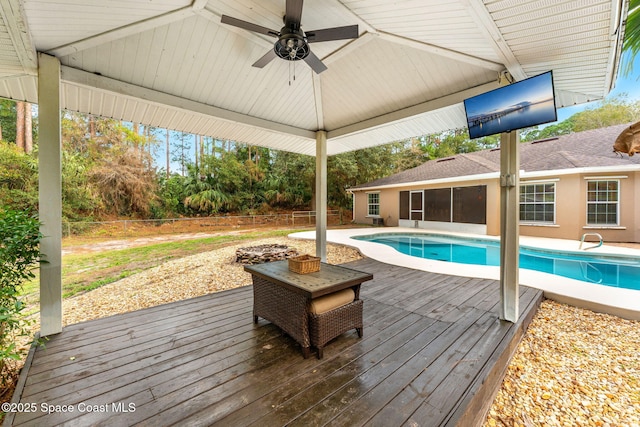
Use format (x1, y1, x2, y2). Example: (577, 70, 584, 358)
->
(351, 123, 640, 189)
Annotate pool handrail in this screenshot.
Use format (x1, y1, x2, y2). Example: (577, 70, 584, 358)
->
(579, 232, 603, 250)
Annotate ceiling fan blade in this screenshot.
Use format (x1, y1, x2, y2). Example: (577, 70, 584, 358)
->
(285, 0, 304, 30)
(306, 25, 359, 43)
(303, 50, 328, 74)
(252, 49, 278, 68)
(221, 15, 279, 37)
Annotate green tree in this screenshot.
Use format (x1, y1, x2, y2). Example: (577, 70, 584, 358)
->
(171, 131, 192, 176)
(182, 165, 229, 214)
(61, 150, 98, 220)
(353, 144, 397, 182)
(183, 150, 255, 214)
(571, 95, 640, 131)
(392, 138, 430, 172)
(328, 152, 358, 209)
(264, 151, 314, 209)
(423, 129, 481, 158)
(62, 111, 93, 154)
(0, 141, 38, 212)
(521, 95, 640, 142)
(154, 172, 189, 217)
(236, 145, 271, 211)
(59, 114, 158, 219)
(0, 99, 16, 143)
(520, 118, 575, 142)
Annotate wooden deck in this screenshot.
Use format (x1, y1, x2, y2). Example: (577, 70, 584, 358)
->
(7, 259, 542, 427)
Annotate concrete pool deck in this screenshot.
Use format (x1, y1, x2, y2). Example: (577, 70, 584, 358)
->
(289, 227, 640, 321)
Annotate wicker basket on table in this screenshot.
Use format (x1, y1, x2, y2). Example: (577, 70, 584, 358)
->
(288, 254, 320, 274)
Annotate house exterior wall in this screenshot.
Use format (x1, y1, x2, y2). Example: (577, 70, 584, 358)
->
(590, 171, 639, 243)
(354, 183, 425, 227)
(606, 172, 639, 243)
(352, 170, 640, 243)
(486, 181, 501, 235)
(520, 172, 639, 243)
(520, 174, 580, 240)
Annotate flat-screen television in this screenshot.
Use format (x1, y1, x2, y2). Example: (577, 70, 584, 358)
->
(463, 71, 557, 139)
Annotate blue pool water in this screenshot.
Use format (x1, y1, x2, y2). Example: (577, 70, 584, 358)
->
(354, 234, 640, 290)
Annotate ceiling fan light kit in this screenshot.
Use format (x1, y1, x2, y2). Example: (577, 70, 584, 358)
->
(275, 28, 310, 61)
(221, 0, 358, 74)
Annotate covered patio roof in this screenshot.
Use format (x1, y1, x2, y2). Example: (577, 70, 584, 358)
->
(0, 0, 628, 156)
(0, 0, 629, 335)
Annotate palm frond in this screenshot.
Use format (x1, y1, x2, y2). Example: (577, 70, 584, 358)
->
(622, 0, 640, 76)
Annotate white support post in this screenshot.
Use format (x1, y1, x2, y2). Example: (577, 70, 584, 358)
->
(315, 131, 328, 262)
(38, 53, 63, 336)
(499, 130, 520, 322)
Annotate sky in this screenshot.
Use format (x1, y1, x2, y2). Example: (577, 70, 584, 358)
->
(555, 53, 640, 122)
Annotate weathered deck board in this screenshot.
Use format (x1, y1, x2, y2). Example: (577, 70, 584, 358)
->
(7, 258, 542, 427)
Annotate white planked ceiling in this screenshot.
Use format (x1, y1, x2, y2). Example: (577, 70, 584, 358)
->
(0, 0, 629, 155)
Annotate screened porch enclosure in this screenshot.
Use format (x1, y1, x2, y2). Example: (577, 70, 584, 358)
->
(399, 186, 488, 228)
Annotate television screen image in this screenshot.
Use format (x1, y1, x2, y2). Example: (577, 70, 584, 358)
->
(464, 71, 557, 139)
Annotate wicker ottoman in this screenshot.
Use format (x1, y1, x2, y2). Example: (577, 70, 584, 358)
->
(309, 298, 363, 359)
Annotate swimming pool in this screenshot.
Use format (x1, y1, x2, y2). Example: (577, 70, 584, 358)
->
(353, 233, 640, 290)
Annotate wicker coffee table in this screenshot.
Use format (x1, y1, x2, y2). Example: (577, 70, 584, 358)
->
(244, 260, 373, 358)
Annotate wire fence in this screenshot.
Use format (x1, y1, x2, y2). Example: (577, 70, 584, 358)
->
(63, 210, 346, 238)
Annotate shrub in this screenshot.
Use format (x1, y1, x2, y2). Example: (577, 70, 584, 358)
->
(0, 208, 43, 387)
(0, 142, 38, 213)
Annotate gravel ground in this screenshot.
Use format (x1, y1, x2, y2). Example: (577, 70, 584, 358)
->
(485, 299, 640, 427)
(63, 238, 362, 325)
(61, 237, 640, 426)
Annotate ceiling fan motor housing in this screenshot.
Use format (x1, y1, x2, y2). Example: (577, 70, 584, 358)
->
(275, 27, 310, 61)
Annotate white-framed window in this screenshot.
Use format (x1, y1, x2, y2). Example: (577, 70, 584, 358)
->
(367, 192, 380, 216)
(519, 182, 555, 223)
(587, 180, 619, 225)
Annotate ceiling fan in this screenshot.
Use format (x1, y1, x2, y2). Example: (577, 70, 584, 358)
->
(220, 0, 358, 74)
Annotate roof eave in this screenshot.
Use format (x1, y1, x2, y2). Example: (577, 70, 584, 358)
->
(522, 164, 640, 179)
(349, 164, 640, 192)
(348, 171, 503, 192)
